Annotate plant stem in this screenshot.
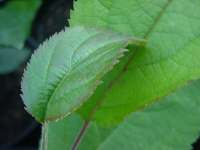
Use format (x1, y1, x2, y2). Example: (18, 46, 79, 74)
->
(41, 122, 48, 150)
(71, 120, 90, 150)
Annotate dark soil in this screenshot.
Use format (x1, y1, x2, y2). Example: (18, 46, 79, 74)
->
(0, 0, 200, 150)
(0, 71, 37, 146)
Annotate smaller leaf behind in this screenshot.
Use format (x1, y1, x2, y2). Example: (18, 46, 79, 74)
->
(21, 26, 145, 123)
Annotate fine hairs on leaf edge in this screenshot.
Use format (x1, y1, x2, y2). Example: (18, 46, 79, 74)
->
(21, 26, 146, 124)
(20, 30, 62, 123)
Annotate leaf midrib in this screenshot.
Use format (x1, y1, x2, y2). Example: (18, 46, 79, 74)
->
(71, 0, 174, 149)
(88, 0, 173, 123)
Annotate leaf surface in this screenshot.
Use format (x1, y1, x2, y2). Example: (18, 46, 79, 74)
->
(0, 46, 29, 74)
(21, 26, 143, 123)
(70, 0, 200, 126)
(44, 80, 200, 150)
(0, 0, 40, 49)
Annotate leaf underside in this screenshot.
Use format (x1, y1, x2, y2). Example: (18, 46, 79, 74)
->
(45, 80, 200, 150)
(21, 26, 143, 123)
(70, 0, 200, 126)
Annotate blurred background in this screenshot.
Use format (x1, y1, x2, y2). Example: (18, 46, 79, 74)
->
(0, 0, 199, 150)
(0, 0, 73, 149)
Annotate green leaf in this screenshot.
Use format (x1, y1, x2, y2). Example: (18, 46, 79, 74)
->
(0, 0, 40, 49)
(40, 114, 84, 150)
(98, 81, 200, 150)
(0, 46, 29, 74)
(44, 80, 200, 150)
(70, 0, 200, 126)
(21, 26, 144, 123)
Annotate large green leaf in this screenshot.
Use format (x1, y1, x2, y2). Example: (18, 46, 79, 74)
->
(0, 46, 29, 74)
(21, 26, 144, 123)
(70, 0, 200, 126)
(44, 80, 200, 150)
(0, 0, 40, 49)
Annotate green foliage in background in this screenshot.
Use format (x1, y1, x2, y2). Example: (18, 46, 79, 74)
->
(0, 0, 40, 74)
(0, 46, 29, 74)
(0, 0, 40, 49)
